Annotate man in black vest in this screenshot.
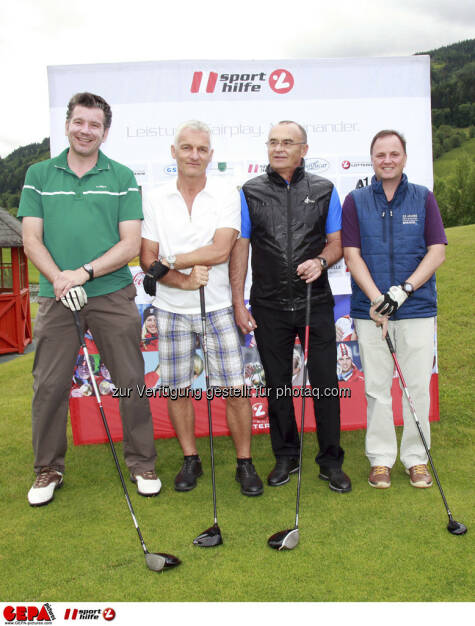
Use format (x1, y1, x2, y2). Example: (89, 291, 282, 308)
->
(230, 121, 351, 493)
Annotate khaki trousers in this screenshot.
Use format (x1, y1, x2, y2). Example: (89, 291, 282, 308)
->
(354, 317, 434, 469)
(32, 284, 156, 474)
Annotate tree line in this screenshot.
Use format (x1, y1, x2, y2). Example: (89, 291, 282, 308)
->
(1, 39, 474, 226)
(418, 39, 475, 129)
(0, 138, 50, 214)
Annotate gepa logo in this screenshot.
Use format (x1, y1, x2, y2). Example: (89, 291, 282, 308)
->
(3, 604, 54, 623)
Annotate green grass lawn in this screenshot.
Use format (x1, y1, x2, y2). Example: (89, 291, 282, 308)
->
(2, 226, 473, 603)
(433, 137, 475, 179)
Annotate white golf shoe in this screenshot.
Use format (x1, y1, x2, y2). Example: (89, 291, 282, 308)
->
(131, 470, 162, 497)
(28, 467, 63, 506)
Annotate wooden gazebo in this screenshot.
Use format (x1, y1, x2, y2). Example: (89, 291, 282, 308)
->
(0, 208, 32, 354)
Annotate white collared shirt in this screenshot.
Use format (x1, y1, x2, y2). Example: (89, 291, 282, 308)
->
(142, 177, 241, 314)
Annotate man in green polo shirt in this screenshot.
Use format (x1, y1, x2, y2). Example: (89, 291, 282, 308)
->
(18, 92, 160, 506)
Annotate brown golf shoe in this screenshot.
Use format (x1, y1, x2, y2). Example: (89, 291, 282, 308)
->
(406, 464, 433, 488)
(368, 466, 391, 489)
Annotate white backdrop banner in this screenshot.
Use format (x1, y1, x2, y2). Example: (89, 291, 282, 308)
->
(48, 57, 440, 443)
(48, 56, 433, 298)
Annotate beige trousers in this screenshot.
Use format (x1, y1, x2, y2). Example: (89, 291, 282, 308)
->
(354, 317, 435, 469)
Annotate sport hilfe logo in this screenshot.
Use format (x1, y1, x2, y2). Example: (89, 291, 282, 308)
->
(190, 69, 294, 94)
(63, 607, 116, 621)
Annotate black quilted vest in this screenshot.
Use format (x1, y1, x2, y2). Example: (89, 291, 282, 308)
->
(242, 161, 334, 311)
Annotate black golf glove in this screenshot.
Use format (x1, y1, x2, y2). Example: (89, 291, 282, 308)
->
(375, 285, 408, 316)
(143, 261, 170, 296)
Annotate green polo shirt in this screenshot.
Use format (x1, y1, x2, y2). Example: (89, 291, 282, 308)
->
(18, 149, 142, 298)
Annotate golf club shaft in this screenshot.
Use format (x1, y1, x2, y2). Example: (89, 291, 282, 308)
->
(199, 287, 219, 525)
(295, 282, 312, 527)
(71, 310, 150, 554)
(385, 334, 455, 520)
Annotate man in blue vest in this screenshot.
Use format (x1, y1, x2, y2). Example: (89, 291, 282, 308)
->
(342, 129, 447, 489)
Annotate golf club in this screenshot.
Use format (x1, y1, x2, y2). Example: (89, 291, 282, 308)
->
(386, 334, 467, 536)
(70, 307, 182, 569)
(268, 281, 312, 550)
(193, 286, 223, 547)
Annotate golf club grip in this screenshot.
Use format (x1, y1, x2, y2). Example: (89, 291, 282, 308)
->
(72, 309, 85, 348)
(199, 286, 206, 320)
(303, 282, 312, 362)
(385, 334, 396, 354)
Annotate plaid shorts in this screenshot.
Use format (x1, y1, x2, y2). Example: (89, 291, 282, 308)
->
(156, 307, 244, 389)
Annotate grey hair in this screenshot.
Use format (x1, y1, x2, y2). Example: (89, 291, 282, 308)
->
(174, 120, 212, 147)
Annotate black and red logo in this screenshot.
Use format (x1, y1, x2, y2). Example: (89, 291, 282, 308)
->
(190, 68, 294, 95)
(63, 607, 116, 621)
(3, 605, 54, 622)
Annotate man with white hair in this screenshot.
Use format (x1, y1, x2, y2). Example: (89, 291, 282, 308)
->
(140, 121, 263, 497)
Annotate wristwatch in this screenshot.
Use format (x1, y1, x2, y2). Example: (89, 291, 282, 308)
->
(82, 263, 94, 281)
(166, 254, 176, 269)
(316, 256, 328, 271)
(402, 282, 414, 297)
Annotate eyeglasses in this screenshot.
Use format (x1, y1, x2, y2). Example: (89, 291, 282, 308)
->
(265, 139, 306, 148)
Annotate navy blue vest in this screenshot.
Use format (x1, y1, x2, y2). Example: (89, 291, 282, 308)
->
(350, 174, 437, 320)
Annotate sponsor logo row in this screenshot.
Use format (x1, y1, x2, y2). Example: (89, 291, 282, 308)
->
(156, 158, 372, 177)
(2, 605, 116, 624)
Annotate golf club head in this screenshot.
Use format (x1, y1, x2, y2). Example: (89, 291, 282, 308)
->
(267, 528, 300, 550)
(145, 552, 181, 571)
(447, 519, 467, 535)
(193, 523, 223, 547)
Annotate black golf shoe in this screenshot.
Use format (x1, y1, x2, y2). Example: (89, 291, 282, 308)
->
(319, 467, 352, 493)
(235, 461, 264, 496)
(174, 456, 203, 492)
(267, 457, 299, 487)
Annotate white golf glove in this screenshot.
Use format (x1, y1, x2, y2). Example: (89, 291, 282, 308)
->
(374, 285, 408, 317)
(61, 286, 88, 311)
